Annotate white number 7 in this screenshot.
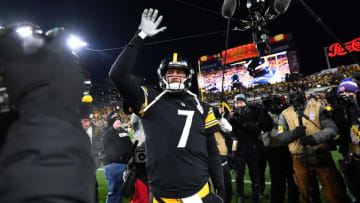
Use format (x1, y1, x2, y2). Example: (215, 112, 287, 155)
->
(177, 110, 195, 148)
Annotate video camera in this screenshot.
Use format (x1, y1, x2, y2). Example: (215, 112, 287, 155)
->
(325, 87, 357, 108)
(134, 145, 146, 163)
(262, 94, 287, 114)
(337, 94, 354, 106)
(247, 101, 264, 119)
(122, 142, 147, 198)
(261, 94, 272, 110)
(324, 87, 338, 106)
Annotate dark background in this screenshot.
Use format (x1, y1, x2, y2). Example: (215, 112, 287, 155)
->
(1, 0, 359, 84)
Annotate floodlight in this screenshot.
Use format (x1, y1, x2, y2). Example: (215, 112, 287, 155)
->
(67, 35, 87, 50)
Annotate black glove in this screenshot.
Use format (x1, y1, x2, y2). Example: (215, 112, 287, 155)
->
(293, 126, 306, 138)
(300, 135, 316, 146)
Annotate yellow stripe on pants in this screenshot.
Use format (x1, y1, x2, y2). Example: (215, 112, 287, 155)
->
(152, 182, 210, 203)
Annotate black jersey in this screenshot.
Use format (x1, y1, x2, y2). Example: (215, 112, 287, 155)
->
(108, 32, 223, 199)
(139, 86, 219, 198)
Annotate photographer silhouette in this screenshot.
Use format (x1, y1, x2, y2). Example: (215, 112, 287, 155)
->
(277, 85, 350, 203)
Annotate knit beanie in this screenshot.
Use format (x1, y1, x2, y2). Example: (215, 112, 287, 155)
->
(337, 78, 358, 95)
(234, 93, 247, 104)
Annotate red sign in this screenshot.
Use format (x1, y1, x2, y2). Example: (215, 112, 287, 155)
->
(328, 37, 360, 57)
(221, 43, 258, 64)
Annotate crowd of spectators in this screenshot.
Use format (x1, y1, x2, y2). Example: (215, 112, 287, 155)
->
(91, 105, 131, 129)
(203, 64, 360, 104)
(86, 79, 132, 128)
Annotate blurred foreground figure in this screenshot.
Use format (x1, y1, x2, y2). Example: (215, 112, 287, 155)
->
(0, 24, 95, 203)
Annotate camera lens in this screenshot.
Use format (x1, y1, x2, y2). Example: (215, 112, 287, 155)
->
(338, 95, 352, 106)
(138, 153, 145, 161)
(136, 152, 146, 163)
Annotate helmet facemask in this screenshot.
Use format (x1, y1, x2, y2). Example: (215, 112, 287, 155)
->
(157, 53, 194, 93)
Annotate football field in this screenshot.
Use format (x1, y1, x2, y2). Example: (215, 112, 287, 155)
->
(96, 150, 346, 203)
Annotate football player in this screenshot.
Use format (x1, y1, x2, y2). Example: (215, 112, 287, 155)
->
(109, 8, 224, 203)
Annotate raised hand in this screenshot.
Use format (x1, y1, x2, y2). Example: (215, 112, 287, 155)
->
(138, 8, 167, 37)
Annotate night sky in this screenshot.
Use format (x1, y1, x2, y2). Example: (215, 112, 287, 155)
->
(1, 0, 359, 84)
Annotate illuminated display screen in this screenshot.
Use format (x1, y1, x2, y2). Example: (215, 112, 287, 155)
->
(198, 51, 291, 92)
(221, 43, 258, 64)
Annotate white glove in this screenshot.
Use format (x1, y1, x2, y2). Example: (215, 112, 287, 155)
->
(138, 8, 167, 38)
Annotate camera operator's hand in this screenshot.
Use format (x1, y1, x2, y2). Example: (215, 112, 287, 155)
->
(299, 135, 316, 146)
(230, 111, 236, 118)
(138, 8, 167, 38)
(293, 126, 306, 138)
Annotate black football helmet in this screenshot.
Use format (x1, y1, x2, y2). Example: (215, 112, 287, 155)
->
(157, 53, 194, 93)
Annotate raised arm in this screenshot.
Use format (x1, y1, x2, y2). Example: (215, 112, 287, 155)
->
(109, 8, 166, 113)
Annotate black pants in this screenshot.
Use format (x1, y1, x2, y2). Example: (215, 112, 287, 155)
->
(221, 156, 232, 203)
(223, 133, 234, 170)
(234, 148, 260, 203)
(339, 157, 360, 202)
(258, 146, 267, 196)
(267, 146, 299, 203)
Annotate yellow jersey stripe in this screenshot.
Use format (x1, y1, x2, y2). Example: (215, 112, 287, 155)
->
(205, 111, 216, 124)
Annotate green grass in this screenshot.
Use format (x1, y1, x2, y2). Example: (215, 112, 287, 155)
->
(96, 150, 348, 203)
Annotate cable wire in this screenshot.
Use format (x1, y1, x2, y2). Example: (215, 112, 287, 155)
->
(221, 18, 231, 102)
(85, 29, 228, 52)
(174, 0, 222, 17)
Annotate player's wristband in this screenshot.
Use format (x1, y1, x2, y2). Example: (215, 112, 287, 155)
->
(138, 30, 147, 40)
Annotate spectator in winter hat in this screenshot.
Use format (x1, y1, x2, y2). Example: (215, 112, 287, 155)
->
(337, 78, 358, 97)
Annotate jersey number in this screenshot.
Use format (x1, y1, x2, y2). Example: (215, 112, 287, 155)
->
(177, 110, 195, 148)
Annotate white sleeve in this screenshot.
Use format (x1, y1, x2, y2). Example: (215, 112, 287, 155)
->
(219, 117, 232, 133)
